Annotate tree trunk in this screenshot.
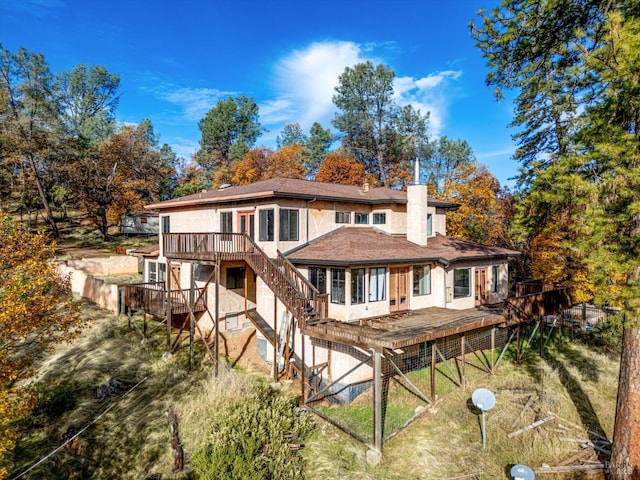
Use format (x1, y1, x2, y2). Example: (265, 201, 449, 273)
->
(26, 154, 59, 238)
(608, 326, 640, 480)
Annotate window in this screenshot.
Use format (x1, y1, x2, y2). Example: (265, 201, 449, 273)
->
(195, 264, 215, 282)
(453, 268, 471, 298)
(354, 213, 369, 224)
(413, 265, 431, 296)
(149, 261, 157, 282)
(259, 209, 274, 241)
(220, 212, 233, 233)
(226, 267, 245, 289)
(427, 213, 433, 236)
(491, 265, 499, 293)
(309, 267, 326, 294)
(331, 268, 345, 304)
(373, 213, 386, 225)
(158, 263, 167, 283)
(351, 268, 365, 304)
(161, 216, 170, 234)
(279, 209, 299, 241)
(369, 267, 386, 302)
(336, 211, 351, 224)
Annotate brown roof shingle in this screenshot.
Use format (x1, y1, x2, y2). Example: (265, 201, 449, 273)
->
(285, 228, 520, 266)
(146, 177, 457, 210)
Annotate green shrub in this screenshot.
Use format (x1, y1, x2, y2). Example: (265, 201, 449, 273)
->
(28, 381, 79, 427)
(588, 313, 625, 352)
(191, 382, 314, 480)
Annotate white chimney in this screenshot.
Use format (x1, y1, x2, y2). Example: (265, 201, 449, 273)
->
(407, 157, 428, 246)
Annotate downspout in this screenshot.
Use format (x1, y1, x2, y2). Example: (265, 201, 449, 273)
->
(306, 198, 317, 244)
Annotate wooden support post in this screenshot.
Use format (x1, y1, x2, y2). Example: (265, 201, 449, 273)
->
(301, 333, 306, 401)
(189, 264, 195, 371)
(143, 313, 147, 339)
(285, 311, 291, 379)
(244, 264, 248, 316)
(373, 351, 383, 453)
(128, 307, 131, 329)
(516, 325, 522, 363)
(327, 341, 333, 385)
(460, 334, 466, 390)
(214, 260, 220, 377)
(490, 327, 496, 374)
(166, 269, 172, 354)
(431, 340, 437, 404)
(273, 297, 278, 382)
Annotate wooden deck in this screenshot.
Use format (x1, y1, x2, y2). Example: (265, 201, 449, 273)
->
(302, 304, 508, 351)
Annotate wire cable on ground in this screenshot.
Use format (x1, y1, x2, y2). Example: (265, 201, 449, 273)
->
(10, 376, 148, 480)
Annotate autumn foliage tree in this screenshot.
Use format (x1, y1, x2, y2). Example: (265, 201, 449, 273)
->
(0, 214, 82, 478)
(231, 145, 305, 185)
(70, 120, 175, 239)
(315, 151, 375, 186)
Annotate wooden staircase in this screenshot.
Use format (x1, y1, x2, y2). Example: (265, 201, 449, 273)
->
(162, 232, 330, 385)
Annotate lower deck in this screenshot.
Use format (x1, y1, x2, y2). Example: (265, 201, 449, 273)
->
(303, 304, 506, 351)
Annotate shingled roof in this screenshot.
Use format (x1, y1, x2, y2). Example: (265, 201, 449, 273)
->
(146, 177, 457, 210)
(285, 228, 520, 266)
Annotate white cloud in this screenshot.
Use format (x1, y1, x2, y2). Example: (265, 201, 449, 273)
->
(393, 70, 462, 135)
(265, 41, 370, 132)
(261, 41, 463, 140)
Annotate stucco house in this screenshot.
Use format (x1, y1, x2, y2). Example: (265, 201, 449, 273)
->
(129, 169, 517, 369)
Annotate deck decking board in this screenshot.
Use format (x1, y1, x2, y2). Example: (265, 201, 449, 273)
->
(301, 305, 506, 350)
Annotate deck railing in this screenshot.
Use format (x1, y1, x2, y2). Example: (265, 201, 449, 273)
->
(161, 232, 328, 326)
(503, 286, 572, 324)
(124, 283, 207, 317)
(163, 232, 247, 260)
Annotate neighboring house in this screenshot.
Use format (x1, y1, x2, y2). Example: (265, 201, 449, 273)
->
(121, 212, 159, 235)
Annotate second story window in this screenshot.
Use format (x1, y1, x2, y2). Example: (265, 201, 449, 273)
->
(308, 267, 326, 294)
(491, 265, 499, 292)
(259, 209, 274, 241)
(336, 211, 351, 224)
(351, 268, 366, 304)
(355, 213, 369, 225)
(279, 209, 299, 241)
(453, 268, 471, 298)
(220, 212, 233, 233)
(373, 213, 386, 225)
(161, 216, 170, 234)
(413, 265, 431, 296)
(331, 268, 345, 304)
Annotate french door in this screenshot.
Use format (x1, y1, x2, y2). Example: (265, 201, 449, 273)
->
(389, 267, 409, 312)
(475, 267, 489, 305)
(238, 212, 255, 240)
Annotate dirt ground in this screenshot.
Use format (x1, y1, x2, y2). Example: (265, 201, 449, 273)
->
(218, 327, 273, 375)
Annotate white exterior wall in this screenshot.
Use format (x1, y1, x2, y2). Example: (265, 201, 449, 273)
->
(431, 206, 447, 236)
(444, 259, 510, 310)
(409, 264, 446, 309)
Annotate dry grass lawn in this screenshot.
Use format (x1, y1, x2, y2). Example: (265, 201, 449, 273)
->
(9, 302, 620, 480)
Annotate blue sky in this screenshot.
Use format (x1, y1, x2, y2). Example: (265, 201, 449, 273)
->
(1, 0, 520, 187)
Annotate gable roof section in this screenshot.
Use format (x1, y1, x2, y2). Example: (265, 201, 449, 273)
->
(146, 177, 457, 210)
(285, 228, 520, 266)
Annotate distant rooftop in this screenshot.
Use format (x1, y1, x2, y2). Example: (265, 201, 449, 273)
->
(146, 177, 458, 210)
